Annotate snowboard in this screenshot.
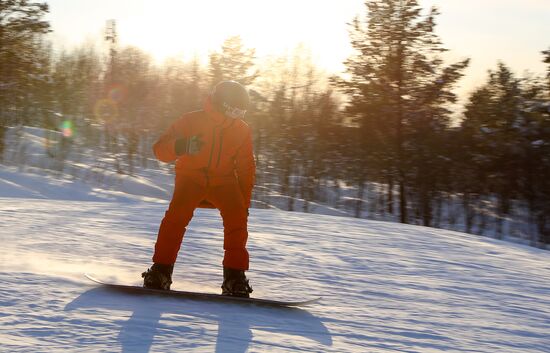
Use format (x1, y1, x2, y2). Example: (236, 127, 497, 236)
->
(85, 274, 320, 307)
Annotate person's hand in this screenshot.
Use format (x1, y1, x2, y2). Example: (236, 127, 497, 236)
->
(175, 135, 204, 156)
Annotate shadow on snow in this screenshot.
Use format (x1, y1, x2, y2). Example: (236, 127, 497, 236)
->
(65, 286, 332, 352)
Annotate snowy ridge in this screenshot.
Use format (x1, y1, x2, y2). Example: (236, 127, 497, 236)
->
(1, 181, 549, 351)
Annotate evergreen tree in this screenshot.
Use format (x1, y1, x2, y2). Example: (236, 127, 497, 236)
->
(459, 62, 550, 243)
(543, 48, 550, 90)
(334, 0, 468, 223)
(208, 36, 258, 86)
(524, 51, 550, 244)
(0, 0, 50, 157)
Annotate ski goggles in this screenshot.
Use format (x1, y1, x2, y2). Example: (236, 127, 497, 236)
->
(222, 102, 247, 119)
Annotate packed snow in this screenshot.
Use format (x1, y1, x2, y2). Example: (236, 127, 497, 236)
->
(1, 167, 549, 352)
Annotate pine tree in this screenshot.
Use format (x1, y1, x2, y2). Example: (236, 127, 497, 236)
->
(543, 48, 550, 90)
(0, 0, 50, 158)
(335, 0, 468, 223)
(526, 50, 550, 244)
(208, 36, 258, 86)
(460, 63, 546, 240)
(458, 56, 550, 245)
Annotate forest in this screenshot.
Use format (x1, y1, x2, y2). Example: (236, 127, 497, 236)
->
(1, 0, 549, 246)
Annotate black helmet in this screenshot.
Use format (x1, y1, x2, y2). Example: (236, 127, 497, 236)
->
(211, 80, 249, 119)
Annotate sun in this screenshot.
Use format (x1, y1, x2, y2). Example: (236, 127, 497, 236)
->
(116, 0, 358, 72)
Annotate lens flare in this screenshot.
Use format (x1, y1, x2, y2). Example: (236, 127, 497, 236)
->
(94, 98, 119, 122)
(107, 84, 127, 103)
(60, 120, 74, 138)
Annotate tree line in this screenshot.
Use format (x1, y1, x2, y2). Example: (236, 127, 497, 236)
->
(1, 0, 549, 246)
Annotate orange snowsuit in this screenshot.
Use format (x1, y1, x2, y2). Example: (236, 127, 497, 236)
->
(152, 97, 255, 270)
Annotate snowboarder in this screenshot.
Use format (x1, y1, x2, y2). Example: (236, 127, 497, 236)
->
(142, 80, 255, 297)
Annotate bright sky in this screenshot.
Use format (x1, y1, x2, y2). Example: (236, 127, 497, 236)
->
(45, 0, 549, 101)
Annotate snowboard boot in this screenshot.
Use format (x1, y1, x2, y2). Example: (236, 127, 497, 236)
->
(221, 267, 253, 298)
(142, 263, 173, 290)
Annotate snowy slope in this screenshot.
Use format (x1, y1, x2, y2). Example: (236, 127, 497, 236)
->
(1, 171, 550, 352)
(4, 125, 546, 248)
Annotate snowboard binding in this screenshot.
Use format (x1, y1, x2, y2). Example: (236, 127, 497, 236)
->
(142, 263, 173, 290)
(221, 267, 253, 298)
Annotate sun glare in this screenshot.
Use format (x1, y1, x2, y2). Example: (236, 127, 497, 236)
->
(115, 0, 358, 71)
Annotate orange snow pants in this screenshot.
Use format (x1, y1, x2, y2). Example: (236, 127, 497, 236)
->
(152, 176, 249, 270)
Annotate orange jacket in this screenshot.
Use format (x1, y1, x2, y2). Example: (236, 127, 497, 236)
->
(153, 97, 256, 207)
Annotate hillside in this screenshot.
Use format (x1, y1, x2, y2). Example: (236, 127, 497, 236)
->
(1, 171, 549, 352)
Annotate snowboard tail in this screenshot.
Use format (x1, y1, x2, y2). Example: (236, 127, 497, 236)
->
(85, 274, 320, 307)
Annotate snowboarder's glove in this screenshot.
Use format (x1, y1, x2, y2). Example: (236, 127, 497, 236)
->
(175, 135, 203, 156)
